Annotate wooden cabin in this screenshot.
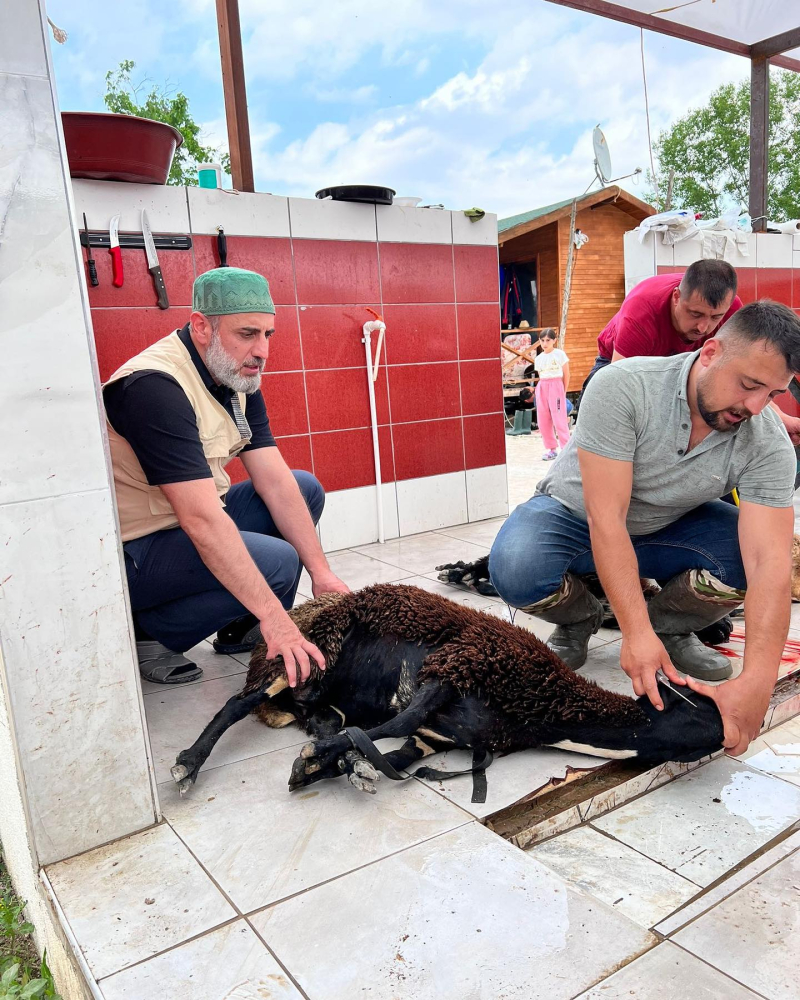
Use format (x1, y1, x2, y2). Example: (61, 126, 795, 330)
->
(498, 187, 655, 387)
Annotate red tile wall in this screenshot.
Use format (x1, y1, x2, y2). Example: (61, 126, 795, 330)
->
(89, 228, 502, 494)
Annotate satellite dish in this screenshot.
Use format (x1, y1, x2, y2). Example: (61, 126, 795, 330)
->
(593, 126, 612, 185)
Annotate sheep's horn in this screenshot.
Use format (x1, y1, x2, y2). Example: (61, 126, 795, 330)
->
(265, 675, 290, 697)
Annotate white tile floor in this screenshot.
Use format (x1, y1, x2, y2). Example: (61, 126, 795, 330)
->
(44, 435, 800, 999)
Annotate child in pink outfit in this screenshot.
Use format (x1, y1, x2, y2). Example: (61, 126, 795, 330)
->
(534, 329, 570, 460)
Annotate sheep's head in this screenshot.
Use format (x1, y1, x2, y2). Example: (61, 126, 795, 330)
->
(630, 682, 725, 763)
(247, 641, 329, 729)
(546, 680, 724, 763)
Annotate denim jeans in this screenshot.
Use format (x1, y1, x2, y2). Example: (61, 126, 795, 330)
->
(124, 472, 325, 651)
(488, 494, 746, 609)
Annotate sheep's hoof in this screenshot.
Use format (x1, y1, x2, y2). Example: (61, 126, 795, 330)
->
(343, 752, 379, 793)
(350, 755, 379, 783)
(300, 742, 317, 759)
(171, 763, 189, 783)
(171, 759, 200, 794)
(289, 753, 312, 791)
(349, 772, 378, 794)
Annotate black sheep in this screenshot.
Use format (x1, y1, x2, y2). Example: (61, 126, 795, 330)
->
(171, 583, 725, 796)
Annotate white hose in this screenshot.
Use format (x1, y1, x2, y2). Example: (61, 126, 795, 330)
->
(362, 320, 387, 543)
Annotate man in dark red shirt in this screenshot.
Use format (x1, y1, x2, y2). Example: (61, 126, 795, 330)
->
(598, 261, 741, 362)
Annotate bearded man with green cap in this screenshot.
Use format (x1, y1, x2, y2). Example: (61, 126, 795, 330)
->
(103, 267, 347, 687)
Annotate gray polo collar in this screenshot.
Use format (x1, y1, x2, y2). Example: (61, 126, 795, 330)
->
(676, 350, 699, 402)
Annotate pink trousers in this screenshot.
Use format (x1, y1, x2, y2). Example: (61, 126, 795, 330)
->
(535, 378, 570, 450)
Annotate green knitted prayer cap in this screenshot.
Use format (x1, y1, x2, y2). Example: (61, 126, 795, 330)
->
(192, 267, 275, 316)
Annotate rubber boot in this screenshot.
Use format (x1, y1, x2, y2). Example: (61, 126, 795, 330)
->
(647, 570, 744, 681)
(505, 408, 533, 436)
(524, 573, 605, 669)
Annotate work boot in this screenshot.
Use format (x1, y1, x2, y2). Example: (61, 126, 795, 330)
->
(524, 573, 605, 669)
(647, 570, 744, 681)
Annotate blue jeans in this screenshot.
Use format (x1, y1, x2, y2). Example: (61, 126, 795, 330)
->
(489, 494, 746, 609)
(124, 472, 325, 651)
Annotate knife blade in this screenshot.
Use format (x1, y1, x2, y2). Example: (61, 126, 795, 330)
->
(655, 670, 698, 707)
(109, 215, 124, 288)
(82, 213, 98, 287)
(141, 210, 169, 309)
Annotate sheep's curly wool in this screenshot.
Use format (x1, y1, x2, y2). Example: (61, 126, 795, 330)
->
(245, 584, 645, 730)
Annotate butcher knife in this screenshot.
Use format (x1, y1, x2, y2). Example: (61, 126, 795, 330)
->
(141, 210, 169, 309)
(109, 215, 124, 287)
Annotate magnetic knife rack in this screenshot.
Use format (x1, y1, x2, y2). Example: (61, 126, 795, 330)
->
(79, 232, 193, 251)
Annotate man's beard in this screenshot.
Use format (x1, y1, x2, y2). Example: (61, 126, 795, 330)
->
(205, 330, 264, 393)
(696, 385, 751, 432)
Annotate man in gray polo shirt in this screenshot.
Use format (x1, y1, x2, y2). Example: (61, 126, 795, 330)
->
(490, 300, 800, 756)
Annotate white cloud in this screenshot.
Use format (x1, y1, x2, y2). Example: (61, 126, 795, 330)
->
(180, 0, 549, 83)
(244, 11, 750, 217)
(47, 0, 753, 219)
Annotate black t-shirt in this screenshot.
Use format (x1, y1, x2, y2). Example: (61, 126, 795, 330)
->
(103, 325, 276, 486)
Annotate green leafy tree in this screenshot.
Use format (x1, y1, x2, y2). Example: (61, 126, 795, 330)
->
(646, 69, 800, 221)
(104, 60, 230, 186)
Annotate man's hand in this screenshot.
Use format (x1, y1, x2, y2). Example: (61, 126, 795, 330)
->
(684, 672, 772, 756)
(260, 607, 326, 688)
(780, 412, 800, 446)
(770, 402, 800, 445)
(311, 569, 350, 598)
(620, 630, 686, 711)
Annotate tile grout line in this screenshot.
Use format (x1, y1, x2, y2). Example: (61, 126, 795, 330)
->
(243, 918, 312, 1000)
(38, 870, 105, 1000)
(0, 484, 109, 511)
(241, 819, 477, 919)
(94, 914, 243, 987)
(288, 198, 316, 482)
(141, 667, 246, 694)
(668, 940, 773, 1000)
(652, 829, 800, 939)
(585, 820, 705, 890)
(581, 759, 800, 912)
(375, 217, 402, 539)
(154, 733, 309, 786)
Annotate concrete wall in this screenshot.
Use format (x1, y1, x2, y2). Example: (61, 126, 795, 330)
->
(0, 0, 157, 874)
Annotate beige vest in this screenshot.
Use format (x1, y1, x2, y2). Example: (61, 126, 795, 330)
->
(106, 331, 250, 542)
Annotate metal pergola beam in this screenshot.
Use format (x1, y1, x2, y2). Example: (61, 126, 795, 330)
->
(543, 0, 750, 55)
(751, 26, 800, 59)
(749, 56, 770, 233)
(543, 0, 800, 71)
(216, 0, 254, 192)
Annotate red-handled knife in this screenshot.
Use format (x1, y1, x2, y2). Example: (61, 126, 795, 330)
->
(109, 215, 124, 287)
(141, 210, 169, 309)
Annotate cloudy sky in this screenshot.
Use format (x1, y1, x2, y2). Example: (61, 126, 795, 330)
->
(47, 0, 750, 219)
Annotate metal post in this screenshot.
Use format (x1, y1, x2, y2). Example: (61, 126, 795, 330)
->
(558, 199, 578, 351)
(749, 56, 769, 233)
(215, 0, 255, 192)
(664, 168, 675, 211)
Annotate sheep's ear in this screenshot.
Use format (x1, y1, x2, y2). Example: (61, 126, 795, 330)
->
(266, 675, 290, 697)
(258, 706, 297, 728)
